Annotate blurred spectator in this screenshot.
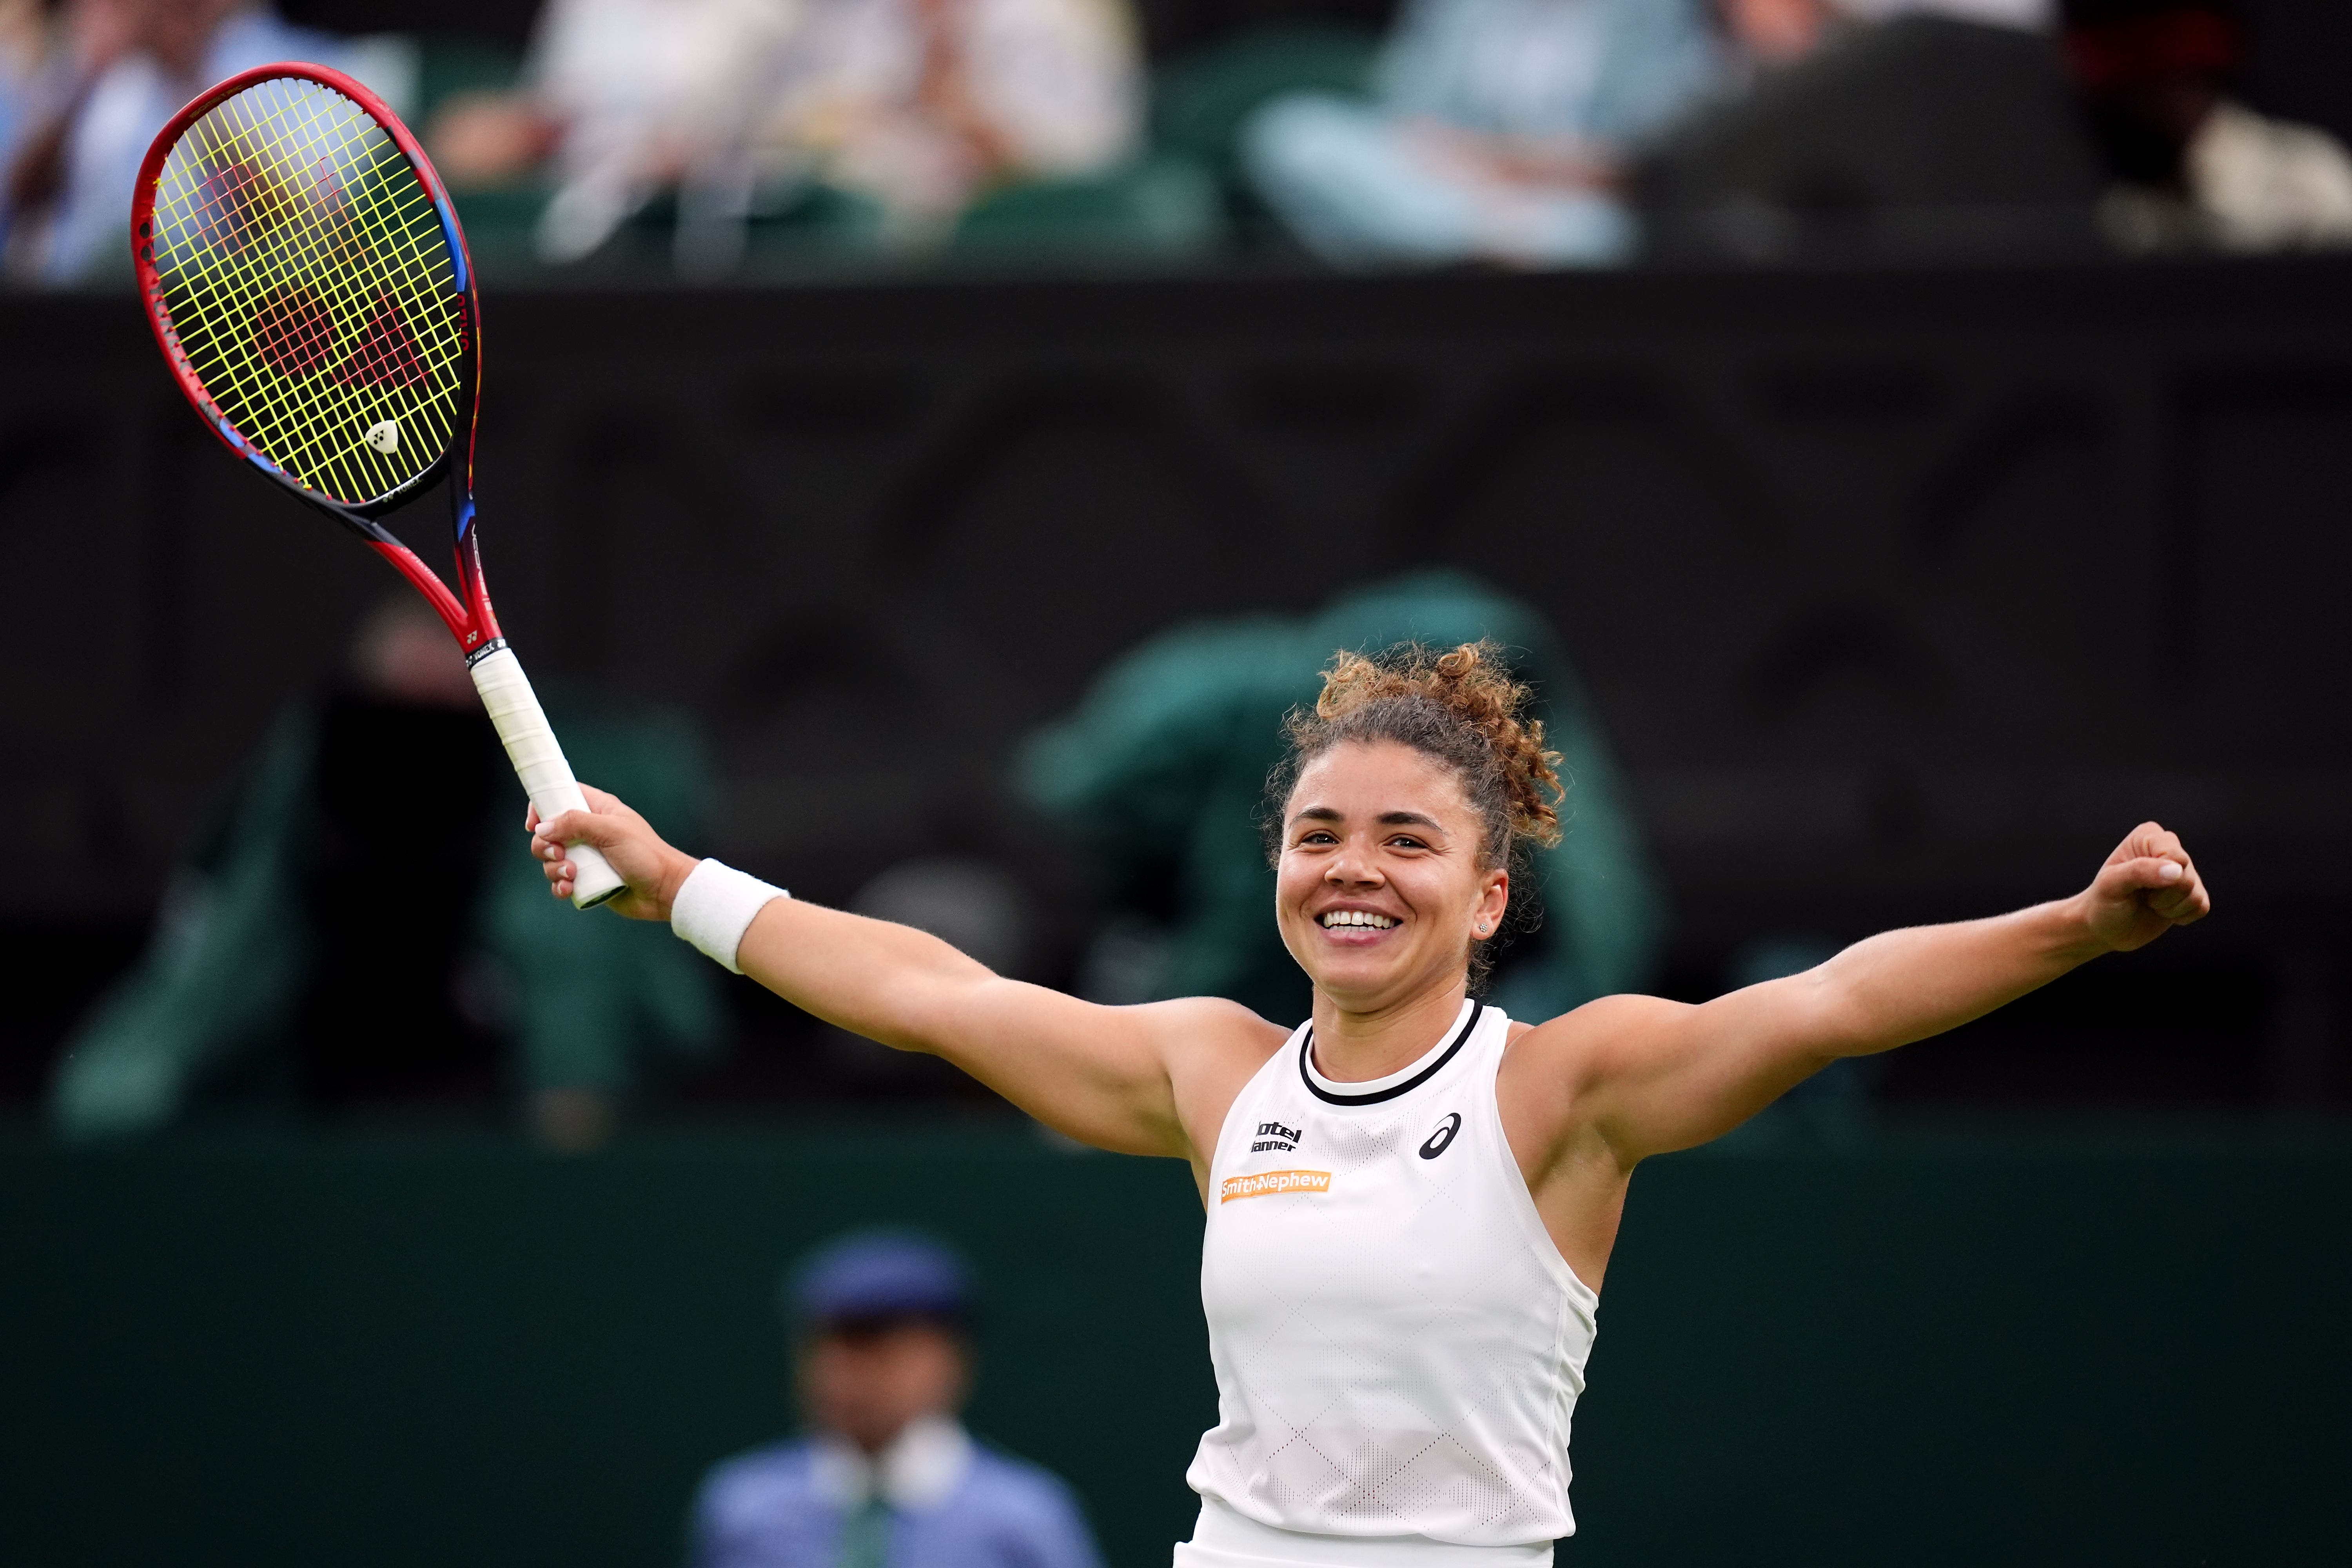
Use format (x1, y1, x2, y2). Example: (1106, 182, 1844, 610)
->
(1640, 0, 2352, 261)
(690, 1231, 1102, 1568)
(1018, 570, 1662, 1026)
(1236, 0, 1726, 267)
(433, 0, 802, 269)
(1635, 3, 2111, 263)
(763, 0, 1141, 243)
(428, 0, 1142, 269)
(1836, 0, 2049, 24)
(51, 595, 718, 1150)
(0, 0, 48, 171)
(1671, 2, 2061, 80)
(0, 1, 363, 283)
(2063, 0, 2352, 252)
(1222, 0, 2029, 267)
(1719, 0, 1835, 66)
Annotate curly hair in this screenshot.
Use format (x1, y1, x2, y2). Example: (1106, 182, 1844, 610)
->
(1264, 641, 1564, 971)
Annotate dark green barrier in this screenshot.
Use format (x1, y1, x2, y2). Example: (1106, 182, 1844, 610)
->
(3, 1125, 2346, 1567)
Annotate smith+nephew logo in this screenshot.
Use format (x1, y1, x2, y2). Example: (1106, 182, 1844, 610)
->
(1219, 1170, 1332, 1204)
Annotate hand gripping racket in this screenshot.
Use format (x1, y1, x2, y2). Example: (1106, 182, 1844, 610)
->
(131, 62, 623, 908)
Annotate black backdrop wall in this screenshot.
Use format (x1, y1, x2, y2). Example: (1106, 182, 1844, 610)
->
(3, 260, 2347, 1107)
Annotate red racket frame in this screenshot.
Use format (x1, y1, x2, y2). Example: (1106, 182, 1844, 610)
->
(131, 60, 502, 657)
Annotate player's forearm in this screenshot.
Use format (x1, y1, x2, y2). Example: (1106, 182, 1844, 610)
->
(733, 898, 1192, 1158)
(734, 898, 999, 1054)
(1810, 895, 2108, 1058)
(1594, 830, 2205, 1161)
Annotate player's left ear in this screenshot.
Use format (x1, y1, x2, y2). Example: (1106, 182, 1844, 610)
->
(1474, 869, 1509, 938)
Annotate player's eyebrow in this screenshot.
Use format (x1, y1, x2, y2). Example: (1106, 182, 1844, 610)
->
(1289, 806, 1446, 832)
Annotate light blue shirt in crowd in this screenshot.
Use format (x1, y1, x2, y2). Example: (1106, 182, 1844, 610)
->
(689, 1417, 1103, 1568)
(1376, 0, 1720, 143)
(35, 11, 355, 283)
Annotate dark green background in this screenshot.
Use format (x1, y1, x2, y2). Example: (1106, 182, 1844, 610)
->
(3, 1124, 2345, 1566)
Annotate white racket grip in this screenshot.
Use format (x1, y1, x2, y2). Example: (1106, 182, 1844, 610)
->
(468, 645, 626, 909)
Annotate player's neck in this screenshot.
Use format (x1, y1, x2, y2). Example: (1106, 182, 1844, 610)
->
(1308, 976, 1472, 1083)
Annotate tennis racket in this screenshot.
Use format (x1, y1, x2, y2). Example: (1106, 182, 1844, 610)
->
(130, 62, 623, 908)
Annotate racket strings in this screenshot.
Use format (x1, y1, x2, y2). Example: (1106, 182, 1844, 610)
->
(160, 85, 454, 495)
(147, 75, 466, 506)
(154, 98, 384, 448)
(160, 84, 450, 467)
(157, 114, 444, 498)
(160, 95, 407, 444)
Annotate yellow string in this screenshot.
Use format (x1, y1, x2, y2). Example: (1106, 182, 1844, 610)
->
(162, 80, 458, 499)
(164, 82, 456, 499)
(147, 76, 466, 507)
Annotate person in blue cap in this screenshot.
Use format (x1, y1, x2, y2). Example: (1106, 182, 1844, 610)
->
(687, 1230, 1103, 1568)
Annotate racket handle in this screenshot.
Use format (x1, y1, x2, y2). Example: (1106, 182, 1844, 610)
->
(468, 644, 626, 910)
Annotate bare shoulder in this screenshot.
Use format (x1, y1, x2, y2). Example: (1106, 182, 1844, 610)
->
(1497, 994, 1695, 1179)
(1139, 995, 1291, 1067)
(1136, 996, 1292, 1165)
(1505, 993, 1692, 1082)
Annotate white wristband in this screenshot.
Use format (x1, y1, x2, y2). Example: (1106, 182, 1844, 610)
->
(670, 859, 788, 974)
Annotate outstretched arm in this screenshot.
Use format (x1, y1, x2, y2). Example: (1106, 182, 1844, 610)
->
(529, 790, 1274, 1160)
(1556, 823, 2211, 1161)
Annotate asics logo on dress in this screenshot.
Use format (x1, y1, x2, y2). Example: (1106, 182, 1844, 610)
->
(1419, 1112, 1462, 1159)
(1252, 1119, 1302, 1152)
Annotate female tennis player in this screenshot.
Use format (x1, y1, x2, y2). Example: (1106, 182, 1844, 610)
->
(528, 641, 2208, 1568)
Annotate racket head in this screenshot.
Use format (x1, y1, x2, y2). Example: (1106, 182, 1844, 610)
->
(132, 62, 481, 521)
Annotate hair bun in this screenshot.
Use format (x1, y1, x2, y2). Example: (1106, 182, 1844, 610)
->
(1296, 639, 1564, 853)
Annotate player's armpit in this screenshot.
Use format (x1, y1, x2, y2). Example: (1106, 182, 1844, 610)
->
(887, 976, 1209, 1159)
(929, 989, 1278, 1163)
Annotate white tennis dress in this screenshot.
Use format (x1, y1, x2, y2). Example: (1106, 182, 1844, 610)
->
(1178, 1000, 1599, 1568)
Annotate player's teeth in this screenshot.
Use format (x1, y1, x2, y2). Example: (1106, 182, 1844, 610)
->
(1322, 911, 1395, 928)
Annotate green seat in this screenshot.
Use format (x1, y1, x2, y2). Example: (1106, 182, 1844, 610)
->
(449, 185, 552, 274)
(413, 38, 526, 124)
(951, 156, 1227, 262)
(1151, 25, 1383, 182)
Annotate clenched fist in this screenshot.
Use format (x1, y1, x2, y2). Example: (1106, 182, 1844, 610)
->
(2078, 822, 2210, 954)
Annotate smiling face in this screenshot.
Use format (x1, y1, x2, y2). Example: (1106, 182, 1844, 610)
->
(1275, 740, 1509, 1017)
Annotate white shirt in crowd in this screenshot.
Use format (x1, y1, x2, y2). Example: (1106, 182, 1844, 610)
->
(528, 0, 1138, 259)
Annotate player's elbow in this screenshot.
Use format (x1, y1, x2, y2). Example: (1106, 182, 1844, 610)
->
(1803, 967, 1902, 1059)
(887, 971, 1026, 1059)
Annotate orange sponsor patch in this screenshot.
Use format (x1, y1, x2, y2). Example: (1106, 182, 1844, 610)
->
(1219, 1169, 1333, 1203)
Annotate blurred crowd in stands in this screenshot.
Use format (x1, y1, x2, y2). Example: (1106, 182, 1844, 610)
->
(3, 0, 2350, 279)
(50, 571, 1669, 1148)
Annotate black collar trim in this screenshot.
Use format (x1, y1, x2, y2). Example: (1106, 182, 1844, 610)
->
(1299, 1000, 1484, 1106)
